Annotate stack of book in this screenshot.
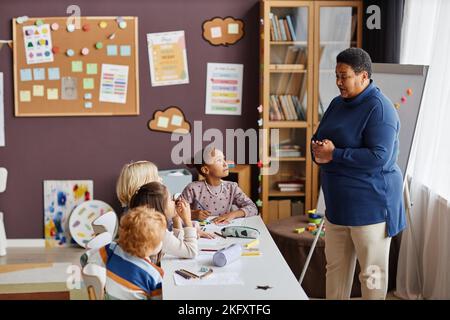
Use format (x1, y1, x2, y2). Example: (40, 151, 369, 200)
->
(269, 95, 305, 120)
(269, 13, 297, 41)
(276, 180, 305, 192)
(271, 144, 302, 158)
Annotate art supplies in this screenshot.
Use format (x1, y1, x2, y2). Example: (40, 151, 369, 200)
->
(213, 243, 242, 267)
(221, 226, 260, 239)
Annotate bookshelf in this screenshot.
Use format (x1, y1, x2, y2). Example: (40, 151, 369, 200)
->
(259, 0, 363, 224)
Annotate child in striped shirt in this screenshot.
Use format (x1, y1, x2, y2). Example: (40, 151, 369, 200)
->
(87, 206, 166, 300)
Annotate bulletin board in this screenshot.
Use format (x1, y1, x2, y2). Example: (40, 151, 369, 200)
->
(12, 16, 139, 117)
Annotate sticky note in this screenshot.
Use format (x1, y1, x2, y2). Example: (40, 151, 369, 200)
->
(33, 68, 46, 80)
(72, 61, 83, 73)
(32, 85, 44, 96)
(86, 63, 97, 75)
(210, 26, 222, 38)
(83, 78, 94, 90)
(84, 93, 92, 100)
(19, 90, 31, 102)
(48, 67, 60, 80)
(84, 102, 93, 109)
(120, 45, 131, 56)
(20, 68, 32, 81)
(157, 116, 169, 128)
(106, 45, 117, 56)
(171, 115, 183, 126)
(47, 88, 58, 100)
(228, 23, 239, 34)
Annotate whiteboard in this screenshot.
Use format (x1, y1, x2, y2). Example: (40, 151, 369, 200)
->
(372, 63, 429, 177)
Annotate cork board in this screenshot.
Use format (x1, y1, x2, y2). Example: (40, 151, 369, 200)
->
(12, 16, 139, 117)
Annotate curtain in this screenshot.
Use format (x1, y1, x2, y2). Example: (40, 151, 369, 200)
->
(396, 0, 450, 299)
(363, 0, 405, 63)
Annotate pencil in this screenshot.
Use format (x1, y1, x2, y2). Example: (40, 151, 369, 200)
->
(175, 270, 191, 279)
(200, 249, 218, 252)
(214, 232, 226, 239)
(180, 269, 200, 279)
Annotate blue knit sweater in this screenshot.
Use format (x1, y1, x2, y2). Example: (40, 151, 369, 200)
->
(312, 80, 406, 237)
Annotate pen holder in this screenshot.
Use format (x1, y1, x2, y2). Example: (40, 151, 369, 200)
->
(213, 243, 242, 267)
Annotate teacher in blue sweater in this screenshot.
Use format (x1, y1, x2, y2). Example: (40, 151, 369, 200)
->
(311, 48, 406, 300)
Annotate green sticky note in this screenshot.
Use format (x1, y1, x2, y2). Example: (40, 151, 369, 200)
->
(86, 63, 97, 75)
(72, 61, 83, 73)
(20, 90, 31, 102)
(83, 78, 94, 90)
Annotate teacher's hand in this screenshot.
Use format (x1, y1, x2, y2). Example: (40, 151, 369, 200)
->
(312, 139, 335, 164)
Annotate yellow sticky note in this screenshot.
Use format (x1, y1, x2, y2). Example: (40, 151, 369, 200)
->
(244, 239, 259, 248)
(86, 63, 97, 75)
(83, 78, 94, 90)
(47, 88, 58, 100)
(72, 61, 83, 73)
(32, 85, 44, 97)
(241, 251, 260, 256)
(19, 90, 31, 102)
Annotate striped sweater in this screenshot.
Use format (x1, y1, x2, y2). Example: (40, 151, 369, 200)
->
(88, 242, 164, 300)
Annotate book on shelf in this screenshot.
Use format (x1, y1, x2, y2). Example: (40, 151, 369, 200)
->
(269, 13, 297, 41)
(269, 95, 305, 121)
(286, 15, 297, 41)
(283, 19, 292, 41)
(276, 179, 305, 192)
(271, 144, 302, 157)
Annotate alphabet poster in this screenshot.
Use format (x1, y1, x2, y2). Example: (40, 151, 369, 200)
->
(22, 24, 54, 65)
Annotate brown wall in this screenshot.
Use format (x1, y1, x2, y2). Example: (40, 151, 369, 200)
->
(0, 0, 260, 238)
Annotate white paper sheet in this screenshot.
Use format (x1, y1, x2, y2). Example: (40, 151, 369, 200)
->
(99, 64, 129, 104)
(173, 272, 244, 286)
(205, 63, 243, 115)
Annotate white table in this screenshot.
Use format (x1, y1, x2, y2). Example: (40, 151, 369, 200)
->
(161, 215, 308, 300)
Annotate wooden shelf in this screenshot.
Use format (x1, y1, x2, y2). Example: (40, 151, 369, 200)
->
(269, 190, 305, 197)
(267, 121, 308, 128)
(270, 41, 308, 45)
(320, 41, 358, 45)
(269, 157, 306, 162)
(269, 68, 307, 73)
(269, 64, 305, 71)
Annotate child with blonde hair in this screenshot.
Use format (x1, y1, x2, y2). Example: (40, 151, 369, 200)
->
(116, 161, 161, 210)
(87, 206, 166, 300)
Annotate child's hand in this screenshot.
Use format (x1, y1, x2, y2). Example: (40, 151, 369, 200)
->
(175, 198, 193, 227)
(191, 209, 211, 221)
(198, 229, 215, 239)
(212, 210, 245, 225)
(212, 213, 234, 225)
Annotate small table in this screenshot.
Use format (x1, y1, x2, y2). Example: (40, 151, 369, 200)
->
(161, 216, 308, 300)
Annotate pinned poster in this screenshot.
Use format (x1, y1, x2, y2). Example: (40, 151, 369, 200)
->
(22, 24, 54, 64)
(99, 64, 129, 104)
(147, 30, 189, 87)
(205, 63, 243, 115)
